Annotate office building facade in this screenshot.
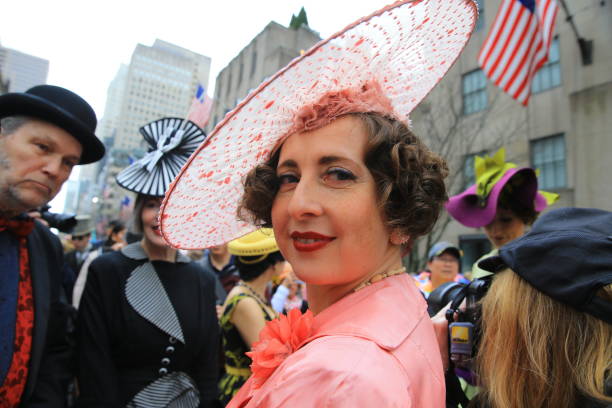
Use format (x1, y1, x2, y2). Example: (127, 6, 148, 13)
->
(408, 0, 612, 271)
(0, 46, 49, 92)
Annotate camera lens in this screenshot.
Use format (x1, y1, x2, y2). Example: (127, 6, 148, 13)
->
(427, 281, 466, 317)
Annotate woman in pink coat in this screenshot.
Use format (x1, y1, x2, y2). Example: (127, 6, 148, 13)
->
(160, 0, 478, 406)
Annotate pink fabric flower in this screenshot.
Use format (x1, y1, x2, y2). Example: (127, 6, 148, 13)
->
(288, 80, 398, 136)
(246, 308, 314, 389)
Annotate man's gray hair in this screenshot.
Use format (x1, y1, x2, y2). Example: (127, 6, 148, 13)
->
(0, 116, 30, 135)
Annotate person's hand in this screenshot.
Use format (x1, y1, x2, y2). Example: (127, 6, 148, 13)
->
(26, 210, 49, 227)
(110, 241, 126, 251)
(281, 271, 295, 288)
(216, 305, 223, 320)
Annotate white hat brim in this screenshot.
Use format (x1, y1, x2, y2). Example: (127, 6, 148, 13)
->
(161, 0, 477, 249)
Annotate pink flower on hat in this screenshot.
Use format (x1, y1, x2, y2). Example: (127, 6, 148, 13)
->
(290, 80, 397, 134)
(246, 308, 314, 389)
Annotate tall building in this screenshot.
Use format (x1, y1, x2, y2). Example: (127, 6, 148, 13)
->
(208, 17, 321, 132)
(0, 69, 8, 94)
(115, 39, 211, 152)
(77, 65, 129, 217)
(62, 180, 83, 215)
(0, 45, 49, 92)
(408, 0, 612, 271)
(89, 40, 211, 225)
(99, 64, 129, 150)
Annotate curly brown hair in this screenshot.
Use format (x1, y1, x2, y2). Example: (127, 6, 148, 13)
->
(237, 112, 449, 239)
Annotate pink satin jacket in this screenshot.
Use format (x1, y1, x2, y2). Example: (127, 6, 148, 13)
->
(229, 274, 445, 407)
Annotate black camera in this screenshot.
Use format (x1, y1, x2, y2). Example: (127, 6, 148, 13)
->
(427, 277, 492, 378)
(39, 205, 77, 233)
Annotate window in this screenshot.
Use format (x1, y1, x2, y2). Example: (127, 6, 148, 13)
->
(475, 0, 484, 31)
(238, 60, 244, 87)
(532, 37, 561, 93)
(463, 150, 487, 187)
(459, 234, 492, 275)
(530, 134, 566, 189)
(462, 69, 487, 115)
(226, 71, 232, 97)
(250, 49, 257, 78)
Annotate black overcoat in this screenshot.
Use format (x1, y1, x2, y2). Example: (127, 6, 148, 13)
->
(21, 222, 75, 407)
(76, 246, 219, 407)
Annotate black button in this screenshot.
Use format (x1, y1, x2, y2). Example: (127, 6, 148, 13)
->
(165, 346, 175, 354)
(169, 336, 177, 344)
(158, 368, 168, 376)
(161, 357, 170, 366)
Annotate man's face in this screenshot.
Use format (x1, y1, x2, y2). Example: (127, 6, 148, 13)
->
(0, 119, 82, 214)
(71, 232, 91, 251)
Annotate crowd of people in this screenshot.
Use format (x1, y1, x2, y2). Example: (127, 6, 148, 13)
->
(1, 0, 610, 407)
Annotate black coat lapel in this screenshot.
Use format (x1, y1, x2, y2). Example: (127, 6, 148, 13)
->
(23, 224, 52, 400)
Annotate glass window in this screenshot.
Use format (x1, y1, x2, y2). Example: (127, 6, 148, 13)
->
(238, 61, 244, 87)
(251, 49, 257, 78)
(530, 134, 566, 189)
(462, 69, 487, 115)
(463, 150, 487, 188)
(226, 71, 232, 97)
(532, 38, 561, 94)
(459, 234, 492, 275)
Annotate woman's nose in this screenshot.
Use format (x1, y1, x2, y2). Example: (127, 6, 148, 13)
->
(287, 176, 323, 220)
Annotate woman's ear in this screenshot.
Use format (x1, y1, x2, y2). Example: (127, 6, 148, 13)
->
(390, 229, 410, 246)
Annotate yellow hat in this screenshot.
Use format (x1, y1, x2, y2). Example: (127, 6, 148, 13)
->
(228, 228, 279, 257)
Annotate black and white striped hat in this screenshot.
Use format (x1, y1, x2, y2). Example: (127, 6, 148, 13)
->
(116, 117, 205, 197)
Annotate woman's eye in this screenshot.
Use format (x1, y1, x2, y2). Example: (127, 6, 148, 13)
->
(323, 168, 356, 187)
(277, 174, 299, 191)
(36, 143, 49, 152)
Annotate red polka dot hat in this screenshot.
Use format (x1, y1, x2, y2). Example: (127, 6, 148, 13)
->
(160, 0, 478, 249)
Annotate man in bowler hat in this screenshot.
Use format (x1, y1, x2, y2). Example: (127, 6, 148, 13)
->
(0, 85, 105, 406)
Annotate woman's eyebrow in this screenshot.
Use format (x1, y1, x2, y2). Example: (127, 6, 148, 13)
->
(319, 155, 348, 166)
(277, 159, 298, 169)
(278, 155, 355, 169)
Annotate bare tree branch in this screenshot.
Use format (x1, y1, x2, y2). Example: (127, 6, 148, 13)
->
(406, 84, 525, 272)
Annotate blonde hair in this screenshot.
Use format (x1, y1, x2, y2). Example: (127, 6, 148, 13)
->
(476, 270, 612, 408)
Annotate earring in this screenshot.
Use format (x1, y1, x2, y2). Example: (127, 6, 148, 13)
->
(390, 230, 409, 246)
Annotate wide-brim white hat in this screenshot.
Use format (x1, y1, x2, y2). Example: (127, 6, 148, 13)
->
(161, 0, 477, 249)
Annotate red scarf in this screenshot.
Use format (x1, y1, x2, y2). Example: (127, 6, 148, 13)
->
(0, 217, 35, 406)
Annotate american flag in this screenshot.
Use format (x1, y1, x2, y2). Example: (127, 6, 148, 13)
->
(478, 0, 558, 105)
(187, 84, 213, 128)
(119, 195, 132, 219)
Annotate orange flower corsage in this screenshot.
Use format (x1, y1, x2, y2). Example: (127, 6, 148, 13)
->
(246, 308, 314, 388)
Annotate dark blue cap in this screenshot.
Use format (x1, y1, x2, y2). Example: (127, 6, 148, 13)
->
(428, 241, 462, 261)
(479, 207, 612, 324)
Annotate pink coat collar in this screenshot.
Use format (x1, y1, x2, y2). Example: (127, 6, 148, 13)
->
(301, 273, 428, 351)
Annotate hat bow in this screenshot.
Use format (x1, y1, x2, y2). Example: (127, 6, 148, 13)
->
(138, 125, 187, 173)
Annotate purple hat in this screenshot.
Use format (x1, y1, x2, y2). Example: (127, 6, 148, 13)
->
(446, 149, 555, 228)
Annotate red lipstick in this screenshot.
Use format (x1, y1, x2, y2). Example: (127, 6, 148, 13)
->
(290, 231, 335, 252)
(152, 225, 162, 236)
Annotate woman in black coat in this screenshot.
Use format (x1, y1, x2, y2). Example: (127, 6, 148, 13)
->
(76, 118, 219, 407)
(77, 194, 219, 407)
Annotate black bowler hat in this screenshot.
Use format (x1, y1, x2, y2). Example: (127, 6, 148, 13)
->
(479, 207, 612, 324)
(0, 85, 105, 164)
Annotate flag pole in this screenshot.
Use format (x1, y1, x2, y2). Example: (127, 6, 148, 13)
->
(558, 0, 593, 65)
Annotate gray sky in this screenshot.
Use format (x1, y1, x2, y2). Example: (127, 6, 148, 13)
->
(3, 0, 382, 117)
(2, 0, 385, 213)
